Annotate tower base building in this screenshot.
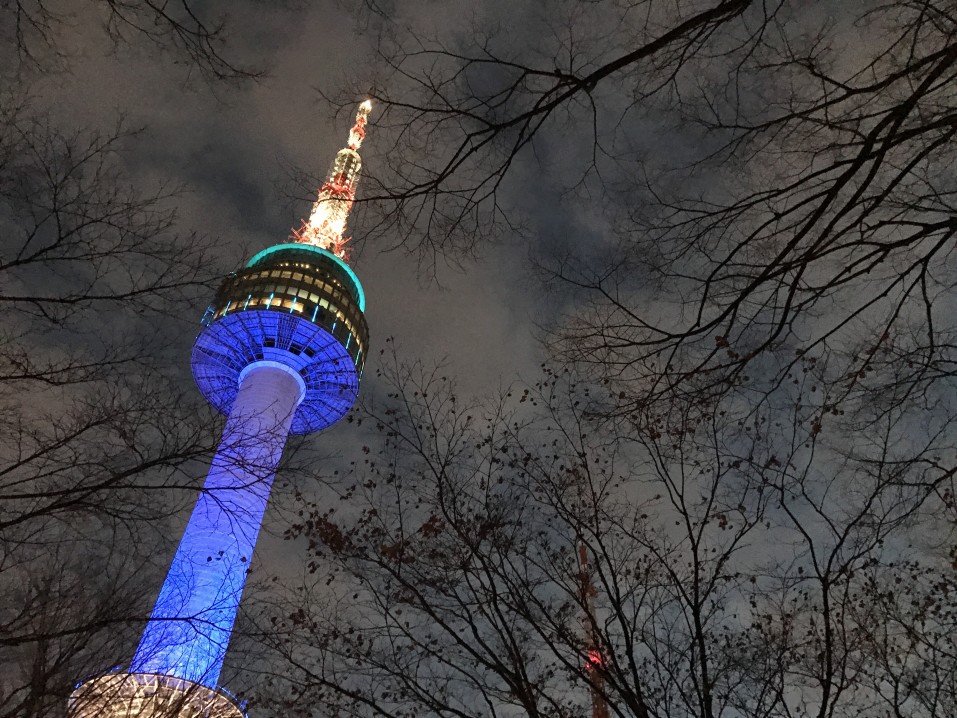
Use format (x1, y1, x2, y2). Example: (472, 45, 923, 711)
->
(69, 674, 244, 718)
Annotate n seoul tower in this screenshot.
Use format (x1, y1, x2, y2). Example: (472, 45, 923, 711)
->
(69, 102, 373, 718)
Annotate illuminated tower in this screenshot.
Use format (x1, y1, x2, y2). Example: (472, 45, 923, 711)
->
(69, 102, 373, 718)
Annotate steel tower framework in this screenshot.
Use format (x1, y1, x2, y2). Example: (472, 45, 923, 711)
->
(69, 103, 374, 718)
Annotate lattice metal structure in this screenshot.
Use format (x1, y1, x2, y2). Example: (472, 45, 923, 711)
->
(69, 102, 374, 718)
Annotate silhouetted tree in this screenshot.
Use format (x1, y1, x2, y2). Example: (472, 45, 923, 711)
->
(1, 0, 260, 79)
(262, 2, 957, 715)
(340, 0, 957, 404)
(261, 344, 956, 718)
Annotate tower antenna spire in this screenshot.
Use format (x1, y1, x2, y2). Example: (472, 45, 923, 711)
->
(293, 100, 373, 259)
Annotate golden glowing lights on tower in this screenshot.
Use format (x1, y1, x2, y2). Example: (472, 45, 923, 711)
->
(293, 100, 373, 258)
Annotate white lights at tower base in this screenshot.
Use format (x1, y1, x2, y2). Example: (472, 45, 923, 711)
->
(68, 674, 244, 718)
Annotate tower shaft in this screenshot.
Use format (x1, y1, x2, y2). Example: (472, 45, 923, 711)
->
(132, 363, 304, 686)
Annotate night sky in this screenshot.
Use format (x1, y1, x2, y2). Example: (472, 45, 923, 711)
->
(32, 2, 546, 396)
(6, 1, 957, 715)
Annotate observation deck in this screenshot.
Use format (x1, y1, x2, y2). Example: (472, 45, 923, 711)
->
(191, 243, 369, 434)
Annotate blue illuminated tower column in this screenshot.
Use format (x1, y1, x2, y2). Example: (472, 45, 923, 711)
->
(69, 102, 373, 718)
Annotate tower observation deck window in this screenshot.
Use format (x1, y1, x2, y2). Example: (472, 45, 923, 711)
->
(201, 244, 368, 374)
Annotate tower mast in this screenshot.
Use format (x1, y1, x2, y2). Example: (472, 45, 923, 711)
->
(579, 542, 610, 718)
(293, 100, 373, 258)
(70, 103, 374, 718)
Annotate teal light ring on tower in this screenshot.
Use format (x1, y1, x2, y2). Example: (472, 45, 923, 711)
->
(70, 102, 375, 717)
(246, 243, 365, 312)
